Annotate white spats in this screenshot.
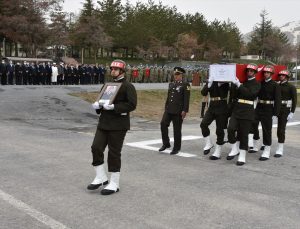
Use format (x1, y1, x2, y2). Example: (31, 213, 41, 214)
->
(228, 142, 239, 156)
(203, 136, 213, 150)
(101, 172, 120, 195)
(274, 143, 284, 157)
(260, 145, 271, 161)
(248, 133, 254, 148)
(252, 140, 260, 152)
(210, 144, 222, 160)
(91, 164, 108, 185)
(237, 149, 246, 166)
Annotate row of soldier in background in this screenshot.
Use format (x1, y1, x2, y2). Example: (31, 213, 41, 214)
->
(0, 60, 209, 86)
(0, 60, 107, 86)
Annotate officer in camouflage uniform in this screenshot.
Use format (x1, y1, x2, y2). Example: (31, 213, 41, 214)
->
(159, 67, 191, 155)
(249, 65, 281, 161)
(88, 59, 137, 195)
(274, 70, 297, 158)
(227, 64, 261, 166)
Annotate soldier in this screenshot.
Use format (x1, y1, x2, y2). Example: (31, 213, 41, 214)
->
(274, 70, 297, 158)
(159, 67, 191, 155)
(249, 65, 281, 160)
(200, 77, 230, 160)
(227, 64, 261, 166)
(0, 60, 6, 85)
(15, 62, 23, 85)
(88, 59, 137, 195)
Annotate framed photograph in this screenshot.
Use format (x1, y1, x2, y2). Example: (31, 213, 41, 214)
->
(97, 83, 121, 105)
(209, 64, 236, 82)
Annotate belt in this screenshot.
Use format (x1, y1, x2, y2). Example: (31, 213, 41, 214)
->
(281, 100, 291, 104)
(210, 97, 227, 101)
(258, 100, 274, 104)
(238, 99, 254, 105)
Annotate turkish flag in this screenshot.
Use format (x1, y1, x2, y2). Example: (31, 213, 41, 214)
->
(236, 64, 287, 83)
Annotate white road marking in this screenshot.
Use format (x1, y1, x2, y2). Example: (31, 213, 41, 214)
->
(0, 189, 70, 229)
(126, 135, 202, 157)
(126, 121, 300, 156)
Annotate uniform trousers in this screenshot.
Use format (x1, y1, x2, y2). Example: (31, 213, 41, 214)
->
(200, 109, 228, 145)
(160, 112, 183, 151)
(228, 116, 252, 150)
(277, 106, 290, 143)
(91, 129, 127, 172)
(252, 112, 273, 146)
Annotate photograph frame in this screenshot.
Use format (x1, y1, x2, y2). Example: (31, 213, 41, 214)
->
(96, 83, 121, 105)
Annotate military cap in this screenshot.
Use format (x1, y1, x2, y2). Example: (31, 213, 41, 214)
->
(173, 67, 186, 74)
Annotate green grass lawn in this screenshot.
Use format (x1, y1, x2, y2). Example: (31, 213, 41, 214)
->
(71, 88, 300, 121)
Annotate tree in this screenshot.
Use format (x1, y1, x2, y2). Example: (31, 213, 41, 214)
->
(175, 32, 201, 60)
(247, 9, 288, 62)
(70, 0, 112, 63)
(0, 0, 63, 57)
(48, 3, 69, 58)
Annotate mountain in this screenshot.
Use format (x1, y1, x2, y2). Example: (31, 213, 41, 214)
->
(279, 21, 300, 45)
(242, 20, 300, 45)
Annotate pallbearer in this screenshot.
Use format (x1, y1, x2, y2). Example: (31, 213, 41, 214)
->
(250, 65, 281, 160)
(274, 70, 297, 158)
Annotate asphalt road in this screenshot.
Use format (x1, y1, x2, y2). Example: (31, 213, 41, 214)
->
(0, 84, 300, 229)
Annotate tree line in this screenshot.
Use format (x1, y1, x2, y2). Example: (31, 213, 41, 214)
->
(0, 0, 295, 64)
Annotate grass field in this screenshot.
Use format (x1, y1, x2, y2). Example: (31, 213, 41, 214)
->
(72, 88, 300, 121)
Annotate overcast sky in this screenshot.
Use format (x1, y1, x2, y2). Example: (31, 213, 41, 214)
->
(63, 0, 300, 34)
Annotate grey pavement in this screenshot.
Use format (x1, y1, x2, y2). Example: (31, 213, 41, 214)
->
(0, 84, 300, 229)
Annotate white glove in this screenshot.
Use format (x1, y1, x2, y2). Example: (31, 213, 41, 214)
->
(233, 77, 241, 87)
(207, 81, 213, 88)
(232, 77, 241, 87)
(287, 112, 294, 121)
(103, 103, 114, 110)
(92, 101, 100, 110)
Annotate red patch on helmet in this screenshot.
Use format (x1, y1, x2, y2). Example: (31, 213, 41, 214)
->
(111, 61, 125, 69)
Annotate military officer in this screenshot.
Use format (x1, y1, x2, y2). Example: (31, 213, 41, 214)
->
(159, 67, 191, 155)
(249, 65, 281, 160)
(200, 77, 230, 160)
(88, 59, 137, 195)
(274, 70, 297, 157)
(227, 64, 261, 166)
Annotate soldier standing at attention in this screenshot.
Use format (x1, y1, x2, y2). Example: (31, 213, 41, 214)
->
(87, 59, 137, 195)
(159, 67, 191, 155)
(249, 65, 281, 160)
(227, 64, 261, 166)
(274, 70, 297, 158)
(200, 77, 230, 160)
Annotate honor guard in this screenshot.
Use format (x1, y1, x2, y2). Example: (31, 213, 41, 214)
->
(200, 77, 230, 160)
(159, 67, 191, 155)
(274, 70, 297, 157)
(88, 59, 137, 195)
(249, 65, 281, 160)
(227, 64, 261, 165)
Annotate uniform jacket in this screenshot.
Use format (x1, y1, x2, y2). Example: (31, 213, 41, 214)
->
(165, 81, 190, 114)
(231, 77, 261, 120)
(256, 79, 281, 116)
(201, 82, 230, 115)
(97, 78, 137, 130)
(279, 81, 297, 113)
